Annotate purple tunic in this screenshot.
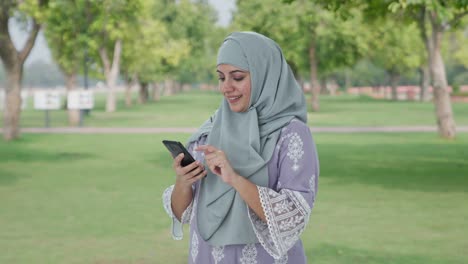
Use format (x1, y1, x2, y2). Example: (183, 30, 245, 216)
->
(163, 119, 319, 263)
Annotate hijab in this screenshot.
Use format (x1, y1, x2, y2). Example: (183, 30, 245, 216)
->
(191, 32, 307, 246)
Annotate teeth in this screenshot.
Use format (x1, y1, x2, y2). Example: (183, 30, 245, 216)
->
(228, 96, 241, 100)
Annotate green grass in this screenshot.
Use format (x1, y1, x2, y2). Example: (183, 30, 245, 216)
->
(3, 90, 468, 128)
(1, 133, 467, 263)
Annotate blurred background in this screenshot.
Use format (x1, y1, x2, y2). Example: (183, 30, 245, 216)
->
(1, 0, 467, 263)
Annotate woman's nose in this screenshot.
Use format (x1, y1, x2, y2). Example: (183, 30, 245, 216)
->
(220, 79, 234, 93)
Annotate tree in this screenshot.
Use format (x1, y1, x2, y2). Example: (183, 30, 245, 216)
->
(367, 19, 423, 100)
(309, 0, 468, 138)
(0, 0, 48, 141)
(155, 0, 222, 93)
(44, 0, 89, 126)
(86, 0, 142, 112)
(120, 0, 190, 105)
(391, 1, 468, 138)
(235, 0, 368, 111)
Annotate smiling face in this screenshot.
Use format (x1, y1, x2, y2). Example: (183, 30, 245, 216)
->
(217, 64, 252, 113)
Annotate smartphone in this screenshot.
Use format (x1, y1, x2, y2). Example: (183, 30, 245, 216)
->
(162, 140, 196, 167)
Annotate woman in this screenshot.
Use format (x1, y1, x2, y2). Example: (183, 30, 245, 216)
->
(162, 32, 319, 263)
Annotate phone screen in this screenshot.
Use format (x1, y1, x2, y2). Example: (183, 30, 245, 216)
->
(162, 140, 196, 167)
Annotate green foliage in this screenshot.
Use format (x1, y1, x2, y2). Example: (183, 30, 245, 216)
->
(120, 0, 190, 83)
(152, 0, 224, 84)
(389, 0, 468, 23)
(367, 19, 423, 77)
(232, 0, 304, 72)
(43, 0, 143, 79)
(44, 0, 88, 75)
(234, 0, 369, 79)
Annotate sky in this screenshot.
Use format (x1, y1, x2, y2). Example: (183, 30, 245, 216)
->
(9, 0, 235, 66)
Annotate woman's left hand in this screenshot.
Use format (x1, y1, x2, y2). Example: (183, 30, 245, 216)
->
(195, 145, 239, 186)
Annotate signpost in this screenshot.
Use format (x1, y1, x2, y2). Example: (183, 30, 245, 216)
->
(67, 90, 94, 126)
(33, 90, 61, 127)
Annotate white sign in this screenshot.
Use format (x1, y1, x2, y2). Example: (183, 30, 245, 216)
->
(67, 90, 94, 109)
(34, 91, 61, 110)
(0, 90, 28, 110)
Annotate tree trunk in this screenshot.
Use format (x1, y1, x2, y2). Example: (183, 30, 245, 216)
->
(164, 79, 174, 96)
(344, 69, 351, 91)
(320, 78, 327, 95)
(139, 82, 149, 104)
(0, 11, 41, 140)
(3, 65, 22, 140)
(174, 81, 182, 93)
(419, 65, 430, 101)
(125, 82, 133, 107)
(429, 15, 456, 139)
(64, 72, 80, 126)
(152, 82, 161, 102)
(124, 73, 136, 107)
(417, 8, 432, 103)
(309, 40, 320, 112)
(389, 71, 400, 101)
(99, 39, 122, 113)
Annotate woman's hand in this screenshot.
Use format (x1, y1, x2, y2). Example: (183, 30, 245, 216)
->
(173, 153, 207, 191)
(196, 145, 240, 186)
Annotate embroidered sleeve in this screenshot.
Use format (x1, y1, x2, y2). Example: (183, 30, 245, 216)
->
(248, 188, 312, 259)
(248, 121, 319, 259)
(161, 137, 207, 241)
(162, 185, 194, 240)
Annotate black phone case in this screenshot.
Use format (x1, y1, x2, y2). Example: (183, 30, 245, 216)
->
(162, 140, 196, 167)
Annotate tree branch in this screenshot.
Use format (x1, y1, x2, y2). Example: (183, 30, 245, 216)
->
(448, 9, 468, 26)
(18, 20, 41, 63)
(0, 2, 17, 68)
(110, 39, 122, 77)
(99, 46, 111, 78)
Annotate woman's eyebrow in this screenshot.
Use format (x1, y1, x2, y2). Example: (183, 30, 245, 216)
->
(216, 69, 247, 74)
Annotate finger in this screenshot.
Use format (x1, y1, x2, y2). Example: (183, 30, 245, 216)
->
(196, 144, 218, 154)
(173, 153, 184, 164)
(187, 165, 205, 178)
(173, 153, 184, 169)
(207, 156, 224, 166)
(181, 161, 201, 174)
(208, 163, 221, 175)
(189, 170, 208, 184)
(204, 152, 218, 161)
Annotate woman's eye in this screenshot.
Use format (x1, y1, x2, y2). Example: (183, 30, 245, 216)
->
(233, 77, 244, 81)
(218, 77, 225, 81)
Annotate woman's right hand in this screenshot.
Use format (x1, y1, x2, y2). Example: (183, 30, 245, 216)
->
(173, 153, 207, 191)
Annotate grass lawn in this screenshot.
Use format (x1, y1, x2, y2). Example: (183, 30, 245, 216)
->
(1, 133, 467, 263)
(4, 90, 468, 128)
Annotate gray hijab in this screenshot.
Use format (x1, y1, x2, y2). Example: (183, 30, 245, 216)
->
(191, 32, 307, 246)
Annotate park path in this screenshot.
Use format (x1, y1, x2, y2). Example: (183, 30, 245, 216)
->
(2, 126, 468, 134)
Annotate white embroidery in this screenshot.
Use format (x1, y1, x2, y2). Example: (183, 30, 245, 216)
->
(162, 185, 174, 217)
(163, 185, 193, 224)
(309, 174, 316, 203)
(212, 246, 225, 264)
(240, 244, 257, 264)
(275, 254, 288, 264)
(287, 133, 304, 171)
(248, 187, 311, 259)
(191, 233, 199, 262)
(162, 185, 194, 241)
